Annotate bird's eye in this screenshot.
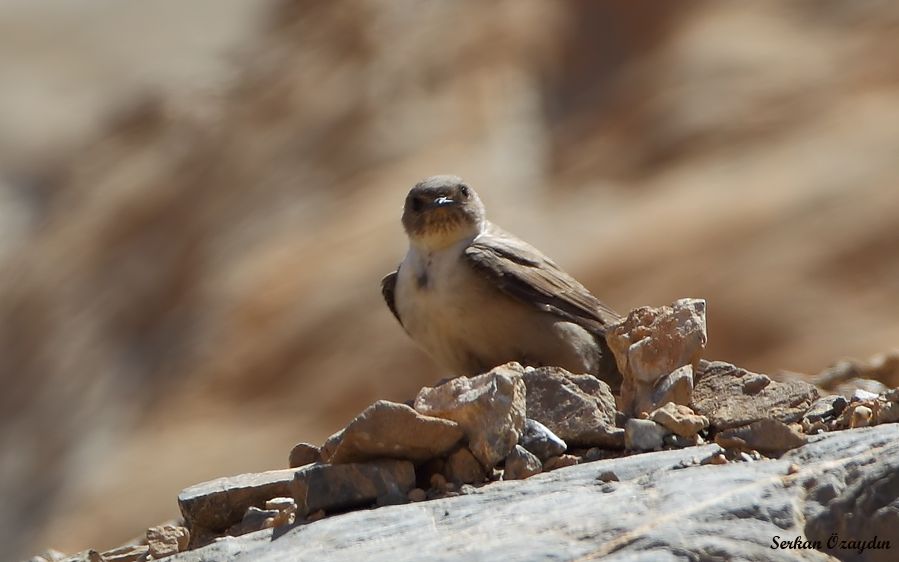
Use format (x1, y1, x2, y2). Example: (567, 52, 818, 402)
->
(459, 185, 470, 198)
(411, 197, 425, 212)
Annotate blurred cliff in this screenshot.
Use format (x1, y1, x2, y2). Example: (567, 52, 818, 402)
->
(2, 0, 898, 558)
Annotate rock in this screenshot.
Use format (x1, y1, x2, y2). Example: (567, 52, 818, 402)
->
(171, 424, 899, 562)
(503, 445, 542, 480)
(99, 545, 148, 562)
(291, 459, 415, 516)
(691, 361, 819, 430)
(443, 447, 486, 485)
(147, 524, 190, 558)
(851, 387, 881, 402)
(606, 298, 707, 386)
(228, 507, 281, 536)
(812, 351, 899, 391)
(596, 470, 619, 482)
(663, 433, 699, 448)
(543, 454, 579, 472)
(851, 405, 873, 428)
(306, 510, 325, 522)
(407, 488, 427, 502)
(715, 419, 807, 455)
(521, 366, 622, 448)
(288, 442, 321, 468)
(518, 419, 567, 461)
(178, 468, 299, 532)
(649, 402, 708, 437)
(60, 551, 103, 562)
(414, 363, 526, 468)
(624, 419, 671, 451)
(626, 364, 695, 416)
(30, 550, 66, 562)
(321, 400, 464, 464)
(802, 395, 847, 424)
(879, 401, 899, 424)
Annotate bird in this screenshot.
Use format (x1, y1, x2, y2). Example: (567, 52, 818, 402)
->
(381, 175, 622, 390)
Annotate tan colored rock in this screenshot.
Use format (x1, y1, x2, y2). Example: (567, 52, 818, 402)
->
(99, 545, 147, 562)
(291, 459, 415, 516)
(522, 366, 622, 448)
(414, 363, 526, 468)
(288, 442, 321, 468)
(178, 468, 300, 532)
(146, 524, 189, 558)
(715, 419, 807, 455)
(850, 405, 873, 428)
(650, 402, 709, 437)
(444, 447, 487, 485)
(321, 400, 464, 464)
(60, 551, 103, 562)
(227, 507, 280, 536)
(503, 445, 542, 480)
(606, 299, 707, 385)
(407, 488, 427, 502)
(623, 364, 695, 417)
(691, 361, 819, 430)
(543, 454, 579, 471)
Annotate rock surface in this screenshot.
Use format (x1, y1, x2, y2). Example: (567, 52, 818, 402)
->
(147, 524, 190, 558)
(164, 425, 899, 562)
(518, 419, 567, 461)
(414, 364, 527, 468)
(288, 443, 322, 468)
(522, 367, 622, 448)
(502, 445, 542, 481)
(291, 459, 415, 517)
(650, 402, 708, 437)
(715, 418, 808, 455)
(320, 401, 464, 464)
(624, 419, 671, 451)
(692, 361, 819, 430)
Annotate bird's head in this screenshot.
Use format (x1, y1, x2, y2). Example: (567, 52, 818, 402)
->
(402, 175, 486, 250)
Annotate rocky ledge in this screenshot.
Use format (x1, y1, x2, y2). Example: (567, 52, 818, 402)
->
(32, 299, 899, 562)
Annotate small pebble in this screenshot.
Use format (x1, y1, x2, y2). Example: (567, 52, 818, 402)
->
(596, 470, 620, 482)
(408, 488, 427, 502)
(307, 510, 326, 522)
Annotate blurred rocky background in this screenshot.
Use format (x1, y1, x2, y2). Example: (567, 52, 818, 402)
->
(1, 0, 897, 559)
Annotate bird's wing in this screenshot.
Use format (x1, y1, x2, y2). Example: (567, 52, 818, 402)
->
(381, 269, 403, 327)
(463, 226, 620, 334)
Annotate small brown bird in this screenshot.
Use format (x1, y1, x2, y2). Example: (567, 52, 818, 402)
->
(382, 175, 621, 389)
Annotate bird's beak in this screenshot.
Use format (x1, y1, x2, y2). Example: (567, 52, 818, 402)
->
(432, 196, 457, 207)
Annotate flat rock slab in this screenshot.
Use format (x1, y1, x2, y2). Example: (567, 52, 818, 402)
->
(291, 459, 414, 516)
(168, 424, 899, 562)
(178, 468, 300, 532)
(692, 361, 819, 430)
(321, 400, 464, 464)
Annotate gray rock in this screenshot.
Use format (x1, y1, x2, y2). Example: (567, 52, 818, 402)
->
(518, 419, 567, 461)
(60, 551, 103, 562)
(522, 366, 622, 448)
(414, 363, 526, 468)
(168, 424, 899, 562)
(288, 442, 322, 468)
(99, 544, 148, 562)
(177, 467, 299, 532)
(503, 445, 542, 480)
(624, 418, 671, 451)
(321, 400, 464, 464)
(291, 459, 415, 516)
(802, 395, 847, 424)
(692, 361, 819, 430)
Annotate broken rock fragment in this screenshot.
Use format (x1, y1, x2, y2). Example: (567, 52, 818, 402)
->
(518, 418, 567, 461)
(288, 442, 322, 468)
(522, 366, 622, 448)
(650, 402, 708, 438)
(691, 361, 819, 430)
(321, 400, 464, 464)
(444, 446, 487, 485)
(624, 419, 671, 451)
(147, 524, 190, 558)
(414, 363, 526, 468)
(715, 419, 807, 456)
(99, 545, 148, 562)
(291, 459, 414, 516)
(503, 445, 542, 480)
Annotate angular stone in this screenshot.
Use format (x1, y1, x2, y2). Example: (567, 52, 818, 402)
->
(60, 551, 103, 562)
(288, 442, 321, 468)
(414, 363, 526, 468)
(640, 364, 694, 414)
(100, 544, 148, 562)
(691, 361, 819, 430)
(522, 366, 622, 448)
(147, 524, 190, 558)
(503, 445, 542, 480)
(321, 400, 464, 464)
(228, 506, 281, 536)
(715, 419, 807, 455)
(650, 402, 708, 438)
(802, 395, 847, 424)
(518, 418, 567, 461)
(543, 454, 579, 471)
(606, 298, 707, 385)
(178, 468, 299, 532)
(879, 401, 899, 424)
(444, 447, 486, 485)
(291, 459, 415, 516)
(624, 419, 671, 451)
